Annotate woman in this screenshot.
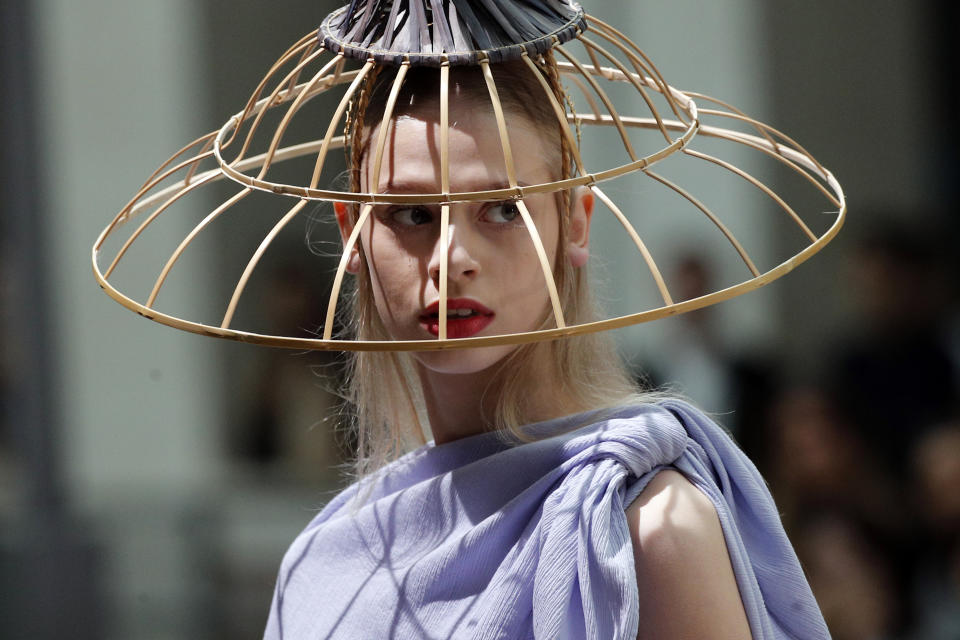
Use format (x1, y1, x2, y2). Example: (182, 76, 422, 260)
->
(263, 59, 828, 639)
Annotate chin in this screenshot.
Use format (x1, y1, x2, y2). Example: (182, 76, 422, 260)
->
(413, 344, 519, 376)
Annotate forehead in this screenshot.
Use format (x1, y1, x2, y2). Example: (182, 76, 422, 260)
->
(363, 109, 556, 195)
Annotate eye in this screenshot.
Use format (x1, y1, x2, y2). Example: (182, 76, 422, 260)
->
(390, 207, 433, 226)
(483, 201, 522, 225)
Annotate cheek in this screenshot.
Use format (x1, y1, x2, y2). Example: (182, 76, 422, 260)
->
(362, 227, 426, 308)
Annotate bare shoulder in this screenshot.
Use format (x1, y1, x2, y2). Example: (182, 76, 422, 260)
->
(626, 469, 752, 640)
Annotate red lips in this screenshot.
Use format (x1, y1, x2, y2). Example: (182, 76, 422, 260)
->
(420, 298, 495, 339)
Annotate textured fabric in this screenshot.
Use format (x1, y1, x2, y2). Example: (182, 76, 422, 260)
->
(264, 400, 829, 639)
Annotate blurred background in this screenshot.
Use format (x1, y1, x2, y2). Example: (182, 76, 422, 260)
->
(1, 0, 957, 638)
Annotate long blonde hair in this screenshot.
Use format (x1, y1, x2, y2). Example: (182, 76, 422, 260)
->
(339, 54, 647, 478)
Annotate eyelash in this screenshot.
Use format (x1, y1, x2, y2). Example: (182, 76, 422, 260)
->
(380, 202, 526, 230)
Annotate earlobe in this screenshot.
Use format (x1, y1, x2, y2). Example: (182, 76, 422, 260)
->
(334, 201, 362, 274)
(567, 188, 594, 269)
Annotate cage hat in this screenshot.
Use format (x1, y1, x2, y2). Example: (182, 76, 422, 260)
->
(92, 0, 846, 351)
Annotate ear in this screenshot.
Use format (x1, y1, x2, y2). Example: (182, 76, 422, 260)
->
(334, 201, 363, 274)
(566, 187, 593, 268)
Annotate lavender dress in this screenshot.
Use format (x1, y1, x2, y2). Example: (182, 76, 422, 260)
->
(264, 400, 829, 639)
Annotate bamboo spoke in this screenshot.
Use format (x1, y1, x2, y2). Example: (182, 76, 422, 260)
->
(224, 35, 319, 150)
(684, 149, 818, 243)
(321, 58, 400, 340)
(515, 200, 566, 327)
(256, 54, 345, 181)
(221, 199, 310, 329)
(481, 58, 565, 329)
(579, 35, 672, 144)
(644, 171, 761, 277)
(308, 57, 375, 188)
(146, 188, 252, 308)
(586, 15, 687, 122)
(520, 52, 586, 177)
(141, 132, 218, 192)
(184, 135, 217, 185)
(590, 185, 673, 306)
(323, 204, 372, 340)
(105, 172, 218, 279)
(555, 44, 638, 162)
(689, 98, 827, 177)
(101, 146, 216, 247)
(232, 46, 329, 165)
(439, 62, 451, 340)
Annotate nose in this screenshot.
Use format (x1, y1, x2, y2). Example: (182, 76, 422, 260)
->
(428, 217, 481, 287)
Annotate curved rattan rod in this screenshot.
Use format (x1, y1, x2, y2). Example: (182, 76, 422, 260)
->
(224, 35, 319, 153)
(691, 101, 827, 178)
(183, 135, 219, 186)
(581, 23, 677, 115)
(322, 59, 397, 341)
(231, 47, 332, 166)
(253, 55, 344, 180)
(480, 57, 566, 329)
(700, 123, 841, 209)
(585, 16, 688, 123)
(241, 30, 316, 116)
(220, 199, 310, 329)
(112, 48, 332, 233)
(146, 188, 252, 308)
(283, 40, 321, 96)
(554, 60, 696, 118)
(578, 35, 673, 144)
(439, 62, 451, 341)
(110, 137, 347, 235)
(574, 113, 841, 209)
(323, 204, 371, 341)
(139, 132, 218, 197)
(225, 38, 321, 151)
(681, 92, 778, 156)
(520, 52, 586, 177)
(590, 185, 673, 306)
(223, 60, 372, 330)
(555, 44, 638, 162)
(684, 148, 818, 243)
(582, 35, 615, 82)
(101, 131, 217, 245)
(104, 171, 219, 279)
(307, 55, 369, 190)
(644, 170, 761, 277)
(97, 147, 216, 254)
(570, 112, 836, 186)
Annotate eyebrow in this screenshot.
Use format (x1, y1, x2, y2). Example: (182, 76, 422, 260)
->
(377, 179, 533, 195)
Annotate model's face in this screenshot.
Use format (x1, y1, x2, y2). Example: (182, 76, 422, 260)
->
(345, 105, 572, 375)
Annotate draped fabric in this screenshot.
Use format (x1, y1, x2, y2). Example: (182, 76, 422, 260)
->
(264, 400, 829, 639)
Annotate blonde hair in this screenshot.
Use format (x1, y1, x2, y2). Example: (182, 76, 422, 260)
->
(340, 55, 647, 479)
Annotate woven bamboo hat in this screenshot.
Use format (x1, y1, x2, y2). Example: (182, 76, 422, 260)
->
(92, 0, 846, 351)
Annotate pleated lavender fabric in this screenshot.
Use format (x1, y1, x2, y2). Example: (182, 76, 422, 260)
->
(263, 400, 830, 639)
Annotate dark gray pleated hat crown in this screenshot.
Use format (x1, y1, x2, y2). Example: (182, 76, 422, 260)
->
(321, 0, 586, 65)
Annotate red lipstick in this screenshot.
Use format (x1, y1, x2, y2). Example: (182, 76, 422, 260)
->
(420, 298, 495, 339)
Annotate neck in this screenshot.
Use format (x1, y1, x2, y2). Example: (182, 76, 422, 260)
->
(415, 363, 502, 445)
(415, 353, 564, 445)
